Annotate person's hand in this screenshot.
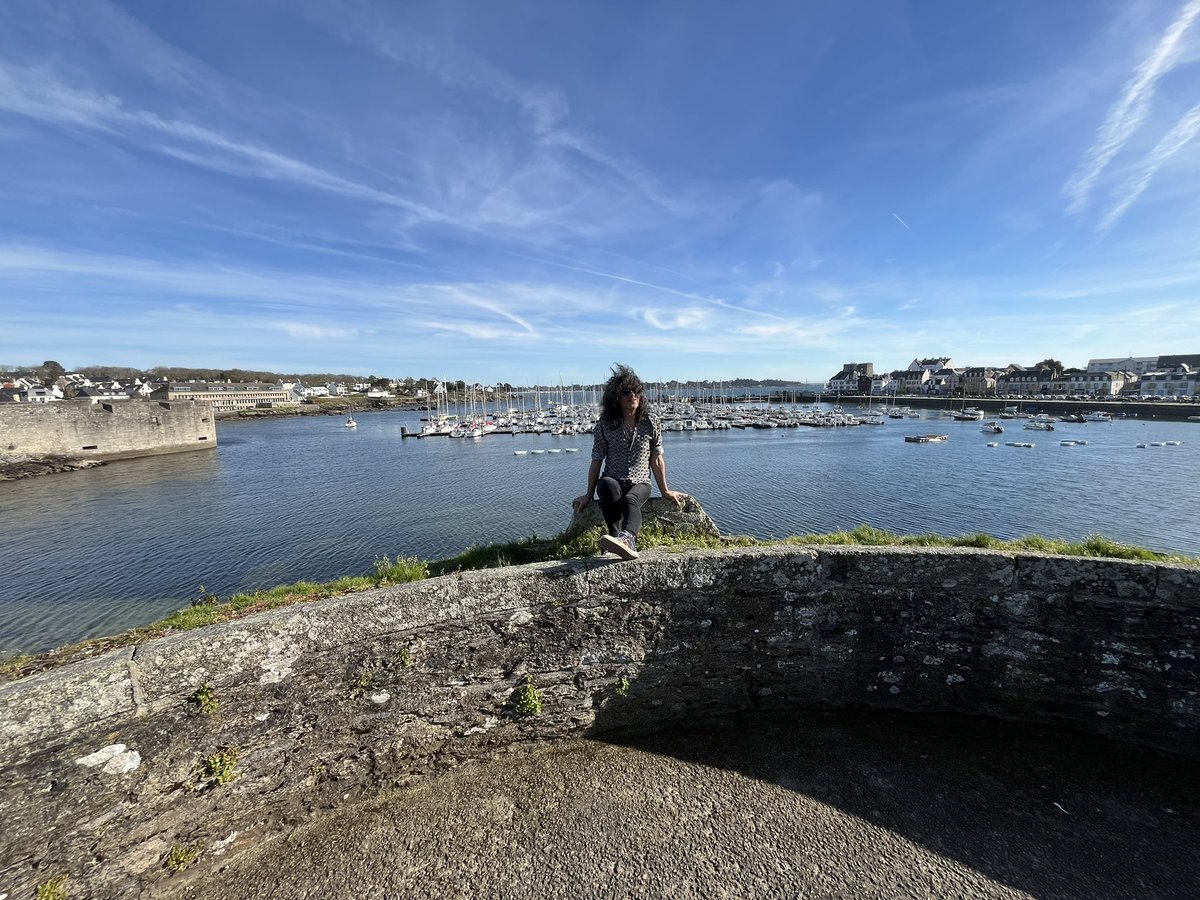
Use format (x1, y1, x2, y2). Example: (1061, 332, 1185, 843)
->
(663, 490, 686, 508)
(572, 495, 592, 512)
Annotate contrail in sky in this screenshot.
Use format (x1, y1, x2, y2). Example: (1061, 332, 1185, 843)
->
(892, 212, 912, 231)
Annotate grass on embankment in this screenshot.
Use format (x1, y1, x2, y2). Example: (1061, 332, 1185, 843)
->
(2, 525, 1195, 682)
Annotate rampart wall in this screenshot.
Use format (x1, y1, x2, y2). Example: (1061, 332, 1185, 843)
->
(0, 546, 1196, 897)
(0, 400, 217, 460)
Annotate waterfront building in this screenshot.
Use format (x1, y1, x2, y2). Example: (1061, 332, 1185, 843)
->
(1086, 356, 1158, 376)
(1137, 364, 1198, 399)
(152, 382, 295, 412)
(1086, 354, 1200, 376)
(896, 367, 932, 395)
(827, 362, 874, 395)
(908, 357, 953, 374)
(1063, 370, 1134, 397)
(960, 366, 1002, 396)
(869, 373, 897, 396)
(996, 367, 1054, 397)
(1156, 354, 1200, 371)
(926, 367, 962, 396)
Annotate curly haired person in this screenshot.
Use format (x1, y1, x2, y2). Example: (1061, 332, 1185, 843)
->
(573, 364, 685, 559)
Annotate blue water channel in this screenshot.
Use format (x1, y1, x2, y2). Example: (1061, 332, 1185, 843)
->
(2, 407, 1197, 654)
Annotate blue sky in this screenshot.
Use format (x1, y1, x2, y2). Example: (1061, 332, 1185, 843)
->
(1, 0, 1198, 384)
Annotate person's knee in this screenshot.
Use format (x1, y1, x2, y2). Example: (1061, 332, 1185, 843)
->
(597, 477, 622, 501)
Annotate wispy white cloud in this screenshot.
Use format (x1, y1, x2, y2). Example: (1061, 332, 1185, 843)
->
(279, 322, 359, 340)
(0, 62, 448, 223)
(642, 307, 708, 330)
(1062, 0, 1200, 214)
(317, 4, 688, 220)
(1097, 100, 1200, 233)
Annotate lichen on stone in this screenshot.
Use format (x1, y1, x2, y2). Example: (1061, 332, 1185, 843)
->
(165, 842, 202, 873)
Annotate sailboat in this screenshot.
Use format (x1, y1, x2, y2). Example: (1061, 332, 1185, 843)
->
(344, 403, 357, 428)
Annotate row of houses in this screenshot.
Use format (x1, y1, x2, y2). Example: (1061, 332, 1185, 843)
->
(0, 375, 423, 411)
(827, 356, 1200, 399)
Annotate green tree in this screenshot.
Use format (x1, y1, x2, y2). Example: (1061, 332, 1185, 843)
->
(1034, 358, 1064, 375)
(38, 360, 66, 383)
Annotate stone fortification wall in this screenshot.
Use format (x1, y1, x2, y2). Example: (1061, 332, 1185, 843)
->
(0, 400, 216, 460)
(1, 546, 1196, 897)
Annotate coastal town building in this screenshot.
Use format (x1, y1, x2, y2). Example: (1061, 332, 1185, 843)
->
(1137, 364, 1198, 399)
(896, 367, 932, 394)
(909, 357, 953, 374)
(926, 367, 962, 396)
(75, 383, 131, 403)
(869, 373, 897, 395)
(996, 367, 1054, 397)
(827, 363, 874, 395)
(1063, 370, 1133, 397)
(151, 382, 295, 412)
(21, 384, 61, 403)
(1086, 357, 1158, 376)
(1156, 354, 1200, 371)
(960, 366, 1002, 395)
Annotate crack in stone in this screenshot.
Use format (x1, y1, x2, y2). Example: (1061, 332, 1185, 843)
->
(127, 657, 148, 718)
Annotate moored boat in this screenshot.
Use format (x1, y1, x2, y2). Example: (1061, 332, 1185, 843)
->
(904, 434, 948, 443)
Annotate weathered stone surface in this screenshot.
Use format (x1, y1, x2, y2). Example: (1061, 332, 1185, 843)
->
(564, 493, 721, 537)
(0, 546, 1197, 899)
(0, 647, 136, 762)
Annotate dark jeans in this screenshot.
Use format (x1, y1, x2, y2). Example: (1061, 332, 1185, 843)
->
(596, 477, 651, 538)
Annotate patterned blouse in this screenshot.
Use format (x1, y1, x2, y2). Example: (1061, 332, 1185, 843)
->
(591, 416, 663, 484)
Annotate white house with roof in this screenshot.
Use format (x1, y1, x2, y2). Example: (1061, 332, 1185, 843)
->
(75, 384, 130, 403)
(896, 368, 932, 394)
(827, 362, 874, 395)
(1064, 370, 1133, 397)
(870, 373, 897, 395)
(21, 384, 62, 403)
(909, 357, 953, 374)
(927, 367, 961, 396)
(1137, 364, 1198, 398)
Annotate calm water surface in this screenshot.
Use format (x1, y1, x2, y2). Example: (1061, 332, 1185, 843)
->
(2, 408, 1197, 653)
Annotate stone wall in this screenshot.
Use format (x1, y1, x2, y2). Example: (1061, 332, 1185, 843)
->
(0, 400, 217, 460)
(0, 546, 1196, 897)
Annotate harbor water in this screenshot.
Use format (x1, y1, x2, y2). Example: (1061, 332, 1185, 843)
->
(2, 407, 1197, 654)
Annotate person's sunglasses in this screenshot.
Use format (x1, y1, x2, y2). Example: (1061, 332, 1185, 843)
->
(621, 389, 640, 397)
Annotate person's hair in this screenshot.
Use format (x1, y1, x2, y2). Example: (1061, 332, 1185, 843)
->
(601, 363, 648, 425)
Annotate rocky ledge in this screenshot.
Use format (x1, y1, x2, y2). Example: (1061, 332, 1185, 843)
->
(0, 454, 106, 481)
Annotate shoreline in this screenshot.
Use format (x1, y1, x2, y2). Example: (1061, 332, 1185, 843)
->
(214, 400, 424, 421)
(0, 454, 106, 481)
